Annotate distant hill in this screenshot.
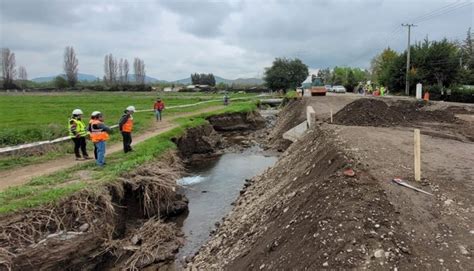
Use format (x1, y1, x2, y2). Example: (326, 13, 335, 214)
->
(170, 76, 263, 86)
(32, 73, 99, 83)
(31, 73, 263, 85)
(126, 74, 160, 83)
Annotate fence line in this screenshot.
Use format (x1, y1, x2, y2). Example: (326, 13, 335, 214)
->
(0, 96, 259, 154)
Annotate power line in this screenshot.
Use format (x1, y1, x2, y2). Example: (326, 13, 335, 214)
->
(408, 1, 467, 23)
(412, 1, 472, 24)
(346, 1, 472, 68)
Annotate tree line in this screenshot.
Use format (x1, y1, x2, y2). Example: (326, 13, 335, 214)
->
(371, 28, 473, 93)
(190, 73, 216, 86)
(317, 67, 369, 91)
(0, 46, 147, 89)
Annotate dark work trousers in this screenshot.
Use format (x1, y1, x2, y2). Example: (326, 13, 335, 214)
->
(72, 137, 89, 158)
(121, 132, 133, 153)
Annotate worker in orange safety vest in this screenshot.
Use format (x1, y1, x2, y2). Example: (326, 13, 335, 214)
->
(119, 105, 135, 153)
(89, 112, 111, 166)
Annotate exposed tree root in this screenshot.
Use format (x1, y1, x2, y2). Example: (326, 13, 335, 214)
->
(0, 151, 186, 270)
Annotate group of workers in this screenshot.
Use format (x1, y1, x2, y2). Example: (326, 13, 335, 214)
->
(68, 98, 166, 167)
(356, 83, 387, 96)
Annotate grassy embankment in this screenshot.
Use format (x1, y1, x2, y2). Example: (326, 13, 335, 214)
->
(0, 100, 257, 214)
(0, 92, 258, 170)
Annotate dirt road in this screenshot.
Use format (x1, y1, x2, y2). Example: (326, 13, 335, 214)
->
(0, 106, 223, 191)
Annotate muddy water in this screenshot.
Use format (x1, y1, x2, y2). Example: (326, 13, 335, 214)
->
(176, 146, 277, 262)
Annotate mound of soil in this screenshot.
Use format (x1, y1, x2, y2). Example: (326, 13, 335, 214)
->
(189, 127, 412, 270)
(268, 99, 307, 150)
(334, 99, 457, 127)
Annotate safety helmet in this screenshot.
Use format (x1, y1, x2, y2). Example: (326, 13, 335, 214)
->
(91, 111, 101, 117)
(72, 109, 83, 115)
(126, 106, 136, 112)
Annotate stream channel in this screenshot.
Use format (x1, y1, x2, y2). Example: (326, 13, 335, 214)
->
(175, 145, 277, 263)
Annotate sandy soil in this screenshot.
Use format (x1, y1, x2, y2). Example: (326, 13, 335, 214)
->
(0, 106, 223, 191)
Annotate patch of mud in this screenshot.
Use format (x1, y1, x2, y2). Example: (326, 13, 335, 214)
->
(0, 152, 187, 270)
(334, 99, 457, 127)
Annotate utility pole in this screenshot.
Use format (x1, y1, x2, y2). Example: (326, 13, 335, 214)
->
(402, 23, 416, 96)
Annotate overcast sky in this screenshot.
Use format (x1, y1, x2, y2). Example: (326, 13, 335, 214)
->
(1, 0, 472, 80)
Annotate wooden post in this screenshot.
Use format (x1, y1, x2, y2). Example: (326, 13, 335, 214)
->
(414, 129, 421, 181)
(330, 109, 333, 123)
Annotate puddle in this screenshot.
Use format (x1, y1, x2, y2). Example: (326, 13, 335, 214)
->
(176, 146, 277, 262)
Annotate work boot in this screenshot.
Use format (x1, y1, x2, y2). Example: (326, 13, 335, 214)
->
(83, 156, 92, 160)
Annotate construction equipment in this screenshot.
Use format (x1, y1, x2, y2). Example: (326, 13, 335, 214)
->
(308, 77, 327, 96)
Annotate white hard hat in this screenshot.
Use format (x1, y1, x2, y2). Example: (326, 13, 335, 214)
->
(126, 106, 136, 112)
(72, 109, 83, 115)
(91, 111, 101, 117)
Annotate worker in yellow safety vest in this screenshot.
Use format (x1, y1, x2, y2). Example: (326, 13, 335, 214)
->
(89, 111, 111, 166)
(68, 109, 91, 161)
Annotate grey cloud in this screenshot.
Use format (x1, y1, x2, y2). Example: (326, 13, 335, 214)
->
(1, 0, 472, 79)
(159, 0, 239, 37)
(0, 0, 82, 25)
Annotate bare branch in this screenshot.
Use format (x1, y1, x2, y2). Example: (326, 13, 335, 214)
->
(133, 57, 146, 85)
(63, 46, 79, 87)
(18, 66, 27, 81)
(1, 48, 17, 87)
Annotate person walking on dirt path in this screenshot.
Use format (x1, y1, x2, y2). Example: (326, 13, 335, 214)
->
(88, 111, 101, 160)
(153, 98, 165, 121)
(223, 93, 229, 106)
(90, 112, 111, 167)
(68, 109, 91, 161)
(119, 106, 135, 153)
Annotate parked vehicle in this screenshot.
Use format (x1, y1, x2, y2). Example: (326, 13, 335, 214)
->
(325, 85, 332, 92)
(332, 85, 346, 93)
(309, 77, 326, 96)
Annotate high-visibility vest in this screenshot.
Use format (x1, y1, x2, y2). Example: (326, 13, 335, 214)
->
(122, 115, 133, 132)
(90, 119, 109, 143)
(423, 92, 430, 101)
(68, 118, 88, 138)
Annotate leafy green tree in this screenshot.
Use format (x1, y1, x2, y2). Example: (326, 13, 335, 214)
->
(371, 47, 398, 86)
(345, 70, 356, 91)
(264, 58, 309, 92)
(216, 82, 228, 90)
(458, 28, 474, 84)
(462, 27, 473, 69)
(54, 76, 69, 88)
(317, 68, 331, 84)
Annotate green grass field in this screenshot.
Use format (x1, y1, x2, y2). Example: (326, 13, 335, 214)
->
(0, 100, 257, 214)
(0, 91, 256, 146)
(0, 91, 260, 171)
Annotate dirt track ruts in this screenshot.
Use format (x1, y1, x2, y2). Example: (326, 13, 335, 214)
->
(0, 106, 223, 191)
